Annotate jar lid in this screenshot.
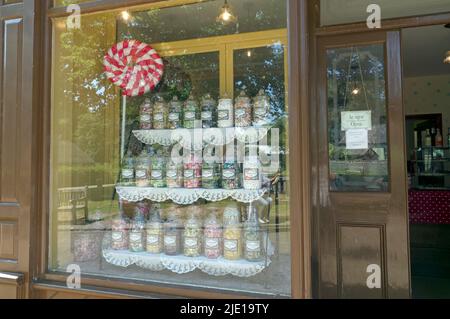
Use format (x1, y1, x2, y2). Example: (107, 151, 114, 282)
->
(223, 205, 241, 224)
(235, 90, 250, 104)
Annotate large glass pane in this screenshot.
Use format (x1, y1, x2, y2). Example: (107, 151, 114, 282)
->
(321, 0, 450, 26)
(327, 44, 389, 192)
(50, 0, 290, 297)
(234, 44, 290, 281)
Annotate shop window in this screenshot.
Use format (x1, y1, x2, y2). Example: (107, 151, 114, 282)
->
(326, 44, 389, 192)
(321, 0, 450, 26)
(50, 0, 291, 297)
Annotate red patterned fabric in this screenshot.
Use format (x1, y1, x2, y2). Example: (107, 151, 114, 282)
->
(409, 190, 450, 224)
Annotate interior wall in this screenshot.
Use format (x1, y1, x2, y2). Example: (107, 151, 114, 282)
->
(404, 74, 450, 133)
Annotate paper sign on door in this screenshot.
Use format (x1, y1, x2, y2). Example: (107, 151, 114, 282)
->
(341, 111, 372, 131)
(345, 129, 369, 150)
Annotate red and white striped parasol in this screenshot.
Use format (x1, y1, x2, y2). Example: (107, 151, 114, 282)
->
(104, 39, 164, 97)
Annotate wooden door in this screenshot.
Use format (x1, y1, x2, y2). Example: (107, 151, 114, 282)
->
(313, 31, 410, 298)
(0, 0, 38, 298)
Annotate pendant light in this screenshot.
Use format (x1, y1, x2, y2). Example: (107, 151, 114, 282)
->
(445, 51, 450, 64)
(217, 0, 237, 24)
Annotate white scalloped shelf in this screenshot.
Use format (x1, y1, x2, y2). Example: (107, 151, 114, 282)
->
(116, 186, 267, 204)
(102, 249, 272, 277)
(133, 126, 270, 150)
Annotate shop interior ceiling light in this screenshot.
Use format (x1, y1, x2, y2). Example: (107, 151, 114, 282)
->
(445, 24, 450, 64)
(217, 0, 237, 24)
(121, 10, 131, 22)
(445, 51, 450, 64)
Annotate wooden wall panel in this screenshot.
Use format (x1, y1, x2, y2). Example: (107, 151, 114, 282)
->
(1, 18, 23, 204)
(0, 220, 18, 260)
(338, 225, 385, 299)
(0, 0, 39, 299)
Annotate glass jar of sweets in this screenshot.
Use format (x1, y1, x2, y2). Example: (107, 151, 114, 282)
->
(217, 93, 234, 128)
(252, 89, 270, 127)
(120, 152, 135, 186)
(135, 149, 151, 187)
(202, 160, 221, 189)
(183, 94, 200, 129)
(243, 205, 263, 262)
(223, 204, 243, 260)
(150, 149, 167, 188)
(183, 206, 203, 257)
(168, 96, 183, 129)
(184, 153, 202, 189)
(201, 94, 217, 129)
(234, 91, 252, 127)
(146, 204, 163, 254)
(135, 200, 151, 221)
(222, 160, 241, 190)
(139, 98, 153, 130)
(164, 210, 183, 256)
(166, 160, 184, 188)
(204, 208, 223, 259)
(129, 208, 146, 252)
(111, 212, 129, 251)
(152, 94, 168, 130)
(243, 156, 262, 190)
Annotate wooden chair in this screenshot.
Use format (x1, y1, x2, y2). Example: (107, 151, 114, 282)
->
(57, 186, 89, 225)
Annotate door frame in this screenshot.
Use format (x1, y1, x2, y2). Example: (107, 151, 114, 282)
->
(308, 0, 450, 299)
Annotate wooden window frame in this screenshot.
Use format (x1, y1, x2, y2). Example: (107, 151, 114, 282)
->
(34, 0, 312, 299)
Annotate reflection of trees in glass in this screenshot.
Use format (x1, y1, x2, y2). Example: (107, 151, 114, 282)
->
(54, 13, 119, 188)
(59, 15, 117, 114)
(234, 45, 288, 173)
(327, 45, 389, 192)
(327, 46, 387, 160)
(117, 0, 286, 44)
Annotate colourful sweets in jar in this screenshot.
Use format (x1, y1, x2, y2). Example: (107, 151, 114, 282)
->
(202, 161, 221, 189)
(222, 160, 241, 190)
(135, 200, 151, 221)
(135, 150, 151, 187)
(183, 94, 200, 129)
(183, 206, 203, 257)
(146, 204, 164, 254)
(111, 214, 129, 250)
(217, 93, 234, 128)
(243, 156, 262, 190)
(120, 152, 135, 186)
(252, 89, 270, 127)
(204, 208, 223, 259)
(223, 204, 243, 260)
(201, 94, 217, 129)
(150, 150, 167, 188)
(139, 98, 153, 130)
(184, 153, 202, 189)
(223, 225, 242, 260)
(129, 209, 146, 252)
(166, 160, 184, 188)
(244, 205, 263, 262)
(168, 96, 183, 129)
(234, 91, 252, 127)
(164, 211, 183, 256)
(152, 94, 168, 129)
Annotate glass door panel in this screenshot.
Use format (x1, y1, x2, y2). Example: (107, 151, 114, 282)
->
(326, 44, 389, 192)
